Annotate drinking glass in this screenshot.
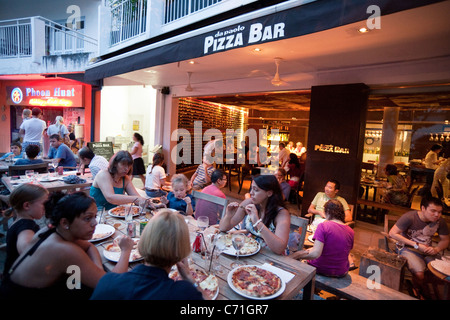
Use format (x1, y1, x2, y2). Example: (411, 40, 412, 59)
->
(230, 233, 245, 268)
(50, 159, 58, 176)
(211, 234, 226, 275)
(197, 216, 209, 232)
(25, 170, 34, 180)
(395, 241, 405, 259)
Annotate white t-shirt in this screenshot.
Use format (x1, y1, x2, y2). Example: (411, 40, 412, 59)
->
(47, 124, 69, 138)
(20, 118, 47, 143)
(145, 165, 166, 190)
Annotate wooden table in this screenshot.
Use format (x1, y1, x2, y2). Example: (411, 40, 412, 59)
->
(427, 261, 450, 300)
(1, 171, 93, 193)
(97, 213, 316, 300)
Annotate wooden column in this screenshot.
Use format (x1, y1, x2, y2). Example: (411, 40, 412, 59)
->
(302, 83, 369, 217)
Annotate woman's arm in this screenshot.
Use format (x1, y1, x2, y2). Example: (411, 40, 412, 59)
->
(16, 230, 37, 255)
(248, 206, 291, 255)
(95, 171, 145, 205)
(219, 200, 251, 232)
(290, 240, 324, 260)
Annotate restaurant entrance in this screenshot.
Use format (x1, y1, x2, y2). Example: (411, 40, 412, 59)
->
(174, 84, 450, 226)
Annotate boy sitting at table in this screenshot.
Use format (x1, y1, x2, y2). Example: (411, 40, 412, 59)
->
(0, 142, 23, 161)
(14, 145, 44, 166)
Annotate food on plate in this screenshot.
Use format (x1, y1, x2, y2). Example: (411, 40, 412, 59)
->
(109, 205, 140, 217)
(105, 238, 142, 261)
(224, 234, 259, 255)
(91, 232, 113, 240)
(231, 265, 282, 298)
(169, 267, 218, 299)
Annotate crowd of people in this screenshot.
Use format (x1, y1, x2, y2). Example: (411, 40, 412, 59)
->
(0, 127, 448, 300)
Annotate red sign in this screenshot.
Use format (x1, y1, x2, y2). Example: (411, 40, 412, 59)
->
(6, 85, 84, 107)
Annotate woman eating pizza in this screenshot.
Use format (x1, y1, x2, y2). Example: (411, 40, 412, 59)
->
(219, 175, 291, 255)
(90, 150, 147, 211)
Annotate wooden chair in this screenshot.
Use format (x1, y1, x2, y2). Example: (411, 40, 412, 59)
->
(192, 190, 229, 219)
(290, 215, 309, 251)
(8, 162, 49, 176)
(380, 214, 401, 253)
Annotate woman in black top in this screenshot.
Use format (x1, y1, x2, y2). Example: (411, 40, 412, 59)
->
(3, 184, 48, 276)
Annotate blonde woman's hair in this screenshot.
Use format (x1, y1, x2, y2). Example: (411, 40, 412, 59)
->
(170, 173, 189, 188)
(55, 116, 64, 128)
(138, 209, 191, 268)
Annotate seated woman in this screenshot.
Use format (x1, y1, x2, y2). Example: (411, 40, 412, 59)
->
(219, 175, 291, 255)
(161, 174, 195, 216)
(379, 164, 409, 206)
(0, 192, 134, 300)
(90, 209, 205, 300)
(290, 199, 354, 277)
(90, 150, 147, 211)
(145, 153, 170, 198)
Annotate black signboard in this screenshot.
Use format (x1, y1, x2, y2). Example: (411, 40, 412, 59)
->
(88, 142, 114, 160)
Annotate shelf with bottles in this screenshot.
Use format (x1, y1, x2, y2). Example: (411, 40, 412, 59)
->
(268, 132, 290, 142)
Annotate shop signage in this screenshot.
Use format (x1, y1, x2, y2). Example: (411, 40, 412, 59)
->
(314, 143, 350, 154)
(204, 22, 285, 54)
(87, 142, 114, 160)
(6, 85, 83, 107)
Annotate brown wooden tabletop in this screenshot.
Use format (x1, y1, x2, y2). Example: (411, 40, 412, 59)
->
(96, 212, 316, 300)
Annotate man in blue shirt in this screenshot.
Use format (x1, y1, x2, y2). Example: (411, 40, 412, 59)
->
(47, 134, 77, 168)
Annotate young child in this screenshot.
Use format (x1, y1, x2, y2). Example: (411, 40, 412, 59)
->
(161, 174, 195, 216)
(14, 144, 44, 166)
(2, 183, 49, 277)
(0, 142, 23, 161)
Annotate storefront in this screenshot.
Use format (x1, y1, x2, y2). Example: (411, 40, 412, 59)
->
(0, 78, 93, 155)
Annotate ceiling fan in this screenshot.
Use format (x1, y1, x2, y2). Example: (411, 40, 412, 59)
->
(271, 57, 284, 86)
(185, 71, 193, 92)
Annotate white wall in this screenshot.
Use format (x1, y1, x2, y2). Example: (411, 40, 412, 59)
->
(100, 85, 157, 162)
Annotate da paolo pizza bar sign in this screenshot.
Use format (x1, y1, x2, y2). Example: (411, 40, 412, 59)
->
(6, 85, 83, 107)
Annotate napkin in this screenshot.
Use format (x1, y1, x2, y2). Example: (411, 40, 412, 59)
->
(261, 263, 295, 283)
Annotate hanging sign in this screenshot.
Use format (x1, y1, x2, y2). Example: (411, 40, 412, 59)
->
(6, 85, 84, 107)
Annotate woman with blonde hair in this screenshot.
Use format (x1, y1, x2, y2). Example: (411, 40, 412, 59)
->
(46, 116, 69, 141)
(91, 209, 205, 300)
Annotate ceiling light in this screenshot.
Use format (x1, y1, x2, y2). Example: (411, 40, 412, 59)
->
(358, 27, 369, 33)
(253, 48, 262, 52)
(188, 60, 195, 65)
(144, 69, 157, 73)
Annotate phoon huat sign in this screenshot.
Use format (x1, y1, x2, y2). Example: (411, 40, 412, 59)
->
(6, 85, 84, 107)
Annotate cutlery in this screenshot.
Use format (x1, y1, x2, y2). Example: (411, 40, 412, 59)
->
(265, 259, 300, 274)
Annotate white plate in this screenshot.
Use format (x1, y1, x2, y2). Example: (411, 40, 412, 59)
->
(227, 265, 286, 300)
(222, 237, 260, 257)
(430, 259, 450, 276)
(308, 235, 315, 243)
(108, 205, 141, 218)
(39, 176, 61, 182)
(169, 268, 219, 300)
(90, 224, 115, 242)
(102, 238, 142, 263)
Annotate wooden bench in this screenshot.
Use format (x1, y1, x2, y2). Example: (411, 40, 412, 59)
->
(315, 272, 416, 300)
(357, 199, 411, 214)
